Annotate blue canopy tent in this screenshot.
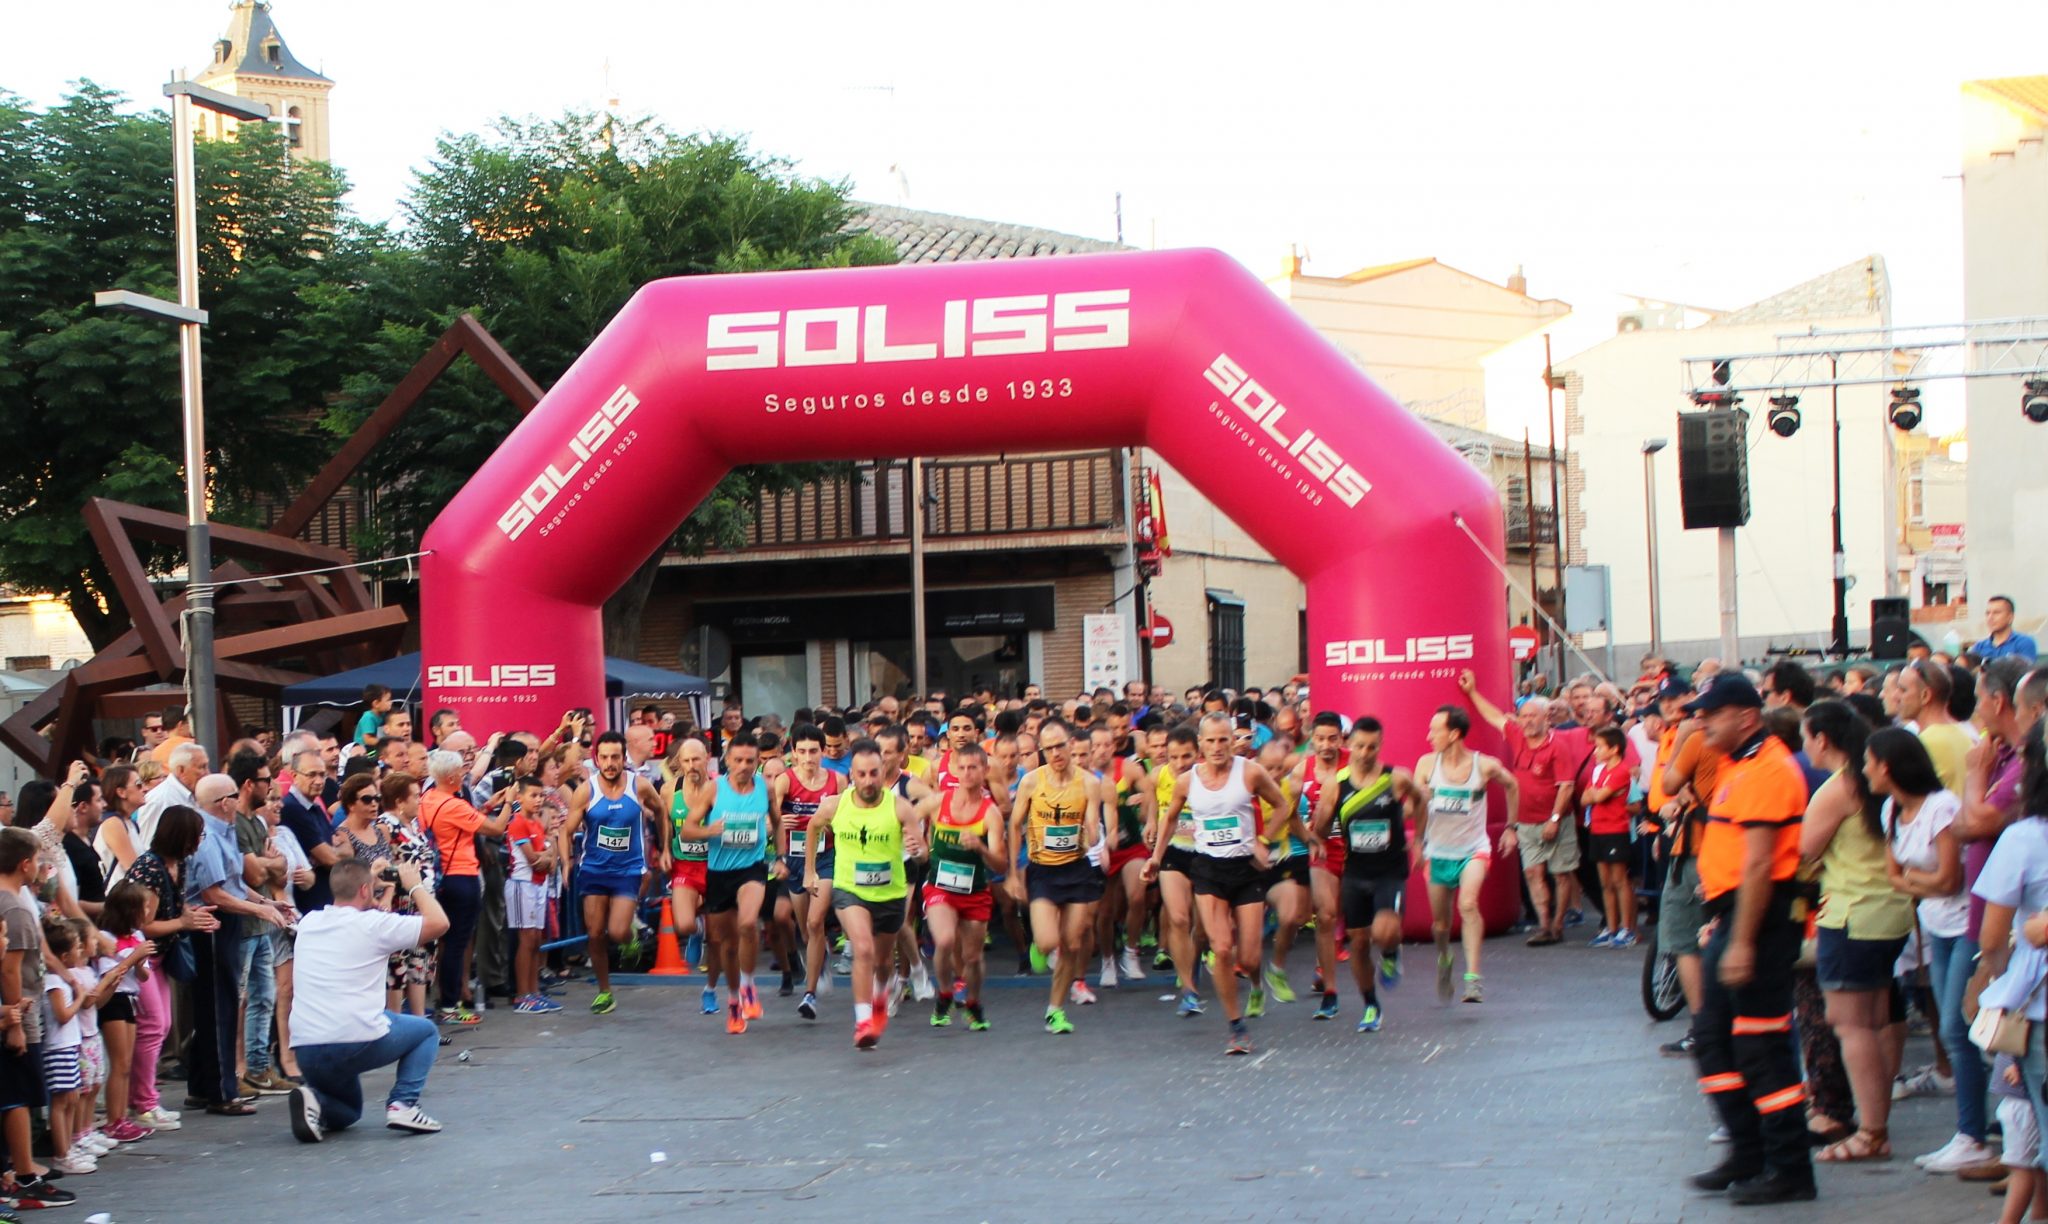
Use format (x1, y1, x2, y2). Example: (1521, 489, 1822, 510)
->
(279, 652, 711, 733)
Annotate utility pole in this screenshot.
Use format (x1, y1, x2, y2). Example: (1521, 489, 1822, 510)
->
(1543, 335, 1568, 678)
(1829, 355, 1849, 655)
(1718, 528, 1740, 666)
(909, 457, 928, 698)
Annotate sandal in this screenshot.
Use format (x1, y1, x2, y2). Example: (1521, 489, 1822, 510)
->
(1815, 1129, 1890, 1162)
(1526, 931, 1561, 946)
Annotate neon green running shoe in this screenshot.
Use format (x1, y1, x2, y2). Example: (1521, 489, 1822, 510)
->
(590, 991, 616, 1015)
(1246, 986, 1266, 1019)
(1263, 964, 1295, 1003)
(1029, 945, 1050, 975)
(1044, 1007, 1075, 1035)
(930, 1011, 952, 1028)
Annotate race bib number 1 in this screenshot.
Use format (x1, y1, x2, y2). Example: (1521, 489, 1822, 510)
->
(933, 859, 975, 894)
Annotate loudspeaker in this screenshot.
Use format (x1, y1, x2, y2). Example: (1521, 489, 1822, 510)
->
(1870, 597, 1912, 660)
(1678, 409, 1751, 529)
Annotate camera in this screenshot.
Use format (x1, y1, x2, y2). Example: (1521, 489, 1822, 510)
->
(377, 867, 401, 883)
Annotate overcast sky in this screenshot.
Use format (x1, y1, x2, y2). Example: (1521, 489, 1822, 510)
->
(6, 0, 2043, 429)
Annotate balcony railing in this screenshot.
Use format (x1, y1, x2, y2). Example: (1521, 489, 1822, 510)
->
(1505, 503, 1558, 549)
(740, 450, 1125, 552)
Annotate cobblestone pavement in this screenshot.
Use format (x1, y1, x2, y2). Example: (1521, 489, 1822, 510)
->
(74, 936, 2000, 1222)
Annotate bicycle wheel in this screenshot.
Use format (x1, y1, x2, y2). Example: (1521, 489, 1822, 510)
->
(1642, 940, 1684, 1022)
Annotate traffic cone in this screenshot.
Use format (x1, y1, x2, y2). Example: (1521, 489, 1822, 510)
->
(651, 899, 691, 976)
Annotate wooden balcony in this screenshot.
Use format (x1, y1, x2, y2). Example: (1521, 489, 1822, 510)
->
(738, 450, 1125, 554)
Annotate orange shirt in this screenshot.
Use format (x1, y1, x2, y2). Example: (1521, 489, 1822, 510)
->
(420, 786, 483, 877)
(1646, 727, 1679, 812)
(1697, 734, 1807, 902)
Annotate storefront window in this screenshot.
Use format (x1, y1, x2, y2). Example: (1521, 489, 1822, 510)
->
(863, 635, 1025, 702)
(738, 651, 807, 720)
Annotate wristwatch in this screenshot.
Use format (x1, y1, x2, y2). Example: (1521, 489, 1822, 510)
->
(1547, 815, 1561, 824)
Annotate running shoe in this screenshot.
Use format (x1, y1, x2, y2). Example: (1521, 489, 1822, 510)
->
(438, 1006, 482, 1026)
(1099, 959, 1118, 989)
(929, 1009, 952, 1028)
(951, 979, 968, 1005)
(1177, 991, 1204, 1018)
(1227, 1024, 1253, 1056)
(1379, 952, 1402, 989)
(684, 931, 704, 968)
(1589, 929, 1615, 948)
(1612, 928, 1639, 949)
(1894, 1066, 1955, 1100)
(1263, 964, 1295, 1003)
(832, 949, 853, 976)
(700, 986, 718, 1016)
(531, 994, 562, 1013)
(1070, 979, 1098, 1006)
(386, 1103, 442, 1134)
(1311, 969, 1326, 995)
(103, 1120, 152, 1144)
(1563, 907, 1586, 927)
(966, 1003, 990, 1031)
(514, 995, 544, 1014)
(1044, 1007, 1075, 1035)
(779, 970, 794, 997)
(589, 992, 616, 1016)
(1245, 986, 1265, 1019)
(741, 985, 763, 1020)
(1119, 947, 1148, 981)
(1337, 944, 1351, 962)
(726, 1002, 748, 1034)
(1660, 1032, 1696, 1058)
(854, 1019, 881, 1050)
(1357, 1003, 1382, 1032)
(1313, 996, 1340, 1022)
(1029, 945, 1050, 974)
(11, 1176, 76, 1208)
(1461, 973, 1484, 1003)
(1153, 949, 1175, 973)
(133, 1107, 182, 1130)
(885, 973, 904, 1017)
(910, 961, 935, 1002)
(798, 991, 818, 1020)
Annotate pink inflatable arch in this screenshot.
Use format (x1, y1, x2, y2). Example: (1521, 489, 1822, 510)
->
(419, 249, 1517, 936)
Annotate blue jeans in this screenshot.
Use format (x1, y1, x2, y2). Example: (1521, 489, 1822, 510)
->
(236, 927, 277, 1074)
(294, 1012, 439, 1131)
(436, 875, 482, 1010)
(1929, 931, 1988, 1141)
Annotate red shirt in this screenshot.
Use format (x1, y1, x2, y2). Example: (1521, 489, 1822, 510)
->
(1587, 762, 1632, 835)
(506, 813, 548, 884)
(1501, 722, 1569, 825)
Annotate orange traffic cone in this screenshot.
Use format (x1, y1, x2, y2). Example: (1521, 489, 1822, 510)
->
(651, 899, 691, 976)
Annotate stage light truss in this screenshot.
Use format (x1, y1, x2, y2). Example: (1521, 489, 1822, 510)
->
(1681, 316, 2048, 395)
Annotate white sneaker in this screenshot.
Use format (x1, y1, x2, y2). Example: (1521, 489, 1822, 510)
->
(1099, 959, 1118, 989)
(289, 1085, 323, 1144)
(1894, 1066, 1956, 1101)
(1707, 1125, 1730, 1144)
(910, 961, 935, 1002)
(1920, 1133, 1997, 1173)
(1069, 979, 1098, 1006)
(134, 1106, 182, 1130)
(77, 1133, 114, 1155)
(385, 1102, 442, 1134)
(1118, 947, 1148, 981)
(884, 973, 903, 1017)
(47, 1153, 96, 1175)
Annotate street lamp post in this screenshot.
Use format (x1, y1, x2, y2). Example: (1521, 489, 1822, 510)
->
(1641, 438, 1668, 657)
(97, 75, 271, 766)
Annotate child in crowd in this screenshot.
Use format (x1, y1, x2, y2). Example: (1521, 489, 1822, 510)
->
(41, 918, 90, 1174)
(357, 684, 394, 751)
(1993, 1053, 2048, 1224)
(1583, 727, 1638, 949)
(507, 777, 560, 1014)
(95, 884, 156, 1143)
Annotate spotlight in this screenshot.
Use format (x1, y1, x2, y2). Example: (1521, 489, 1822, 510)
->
(1888, 386, 1922, 432)
(1711, 359, 1732, 387)
(1766, 395, 1802, 438)
(2024, 379, 2048, 425)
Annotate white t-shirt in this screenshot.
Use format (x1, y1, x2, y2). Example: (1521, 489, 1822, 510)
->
(1886, 791, 1968, 938)
(73, 964, 101, 1040)
(42, 971, 81, 1050)
(270, 823, 311, 902)
(289, 906, 424, 1047)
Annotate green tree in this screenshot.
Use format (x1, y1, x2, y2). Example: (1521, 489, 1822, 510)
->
(0, 82, 363, 647)
(324, 111, 896, 657)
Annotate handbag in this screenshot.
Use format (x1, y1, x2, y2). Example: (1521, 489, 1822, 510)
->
(1969, 972, 2048, 1056)
(160, 932, 197, 983)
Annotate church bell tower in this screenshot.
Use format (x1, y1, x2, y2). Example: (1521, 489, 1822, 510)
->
(192, 1, 334, 164)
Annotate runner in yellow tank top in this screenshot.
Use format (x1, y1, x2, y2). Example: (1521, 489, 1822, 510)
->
(805, 739, 922, 1051)
(1004, 719, 1105, 1035)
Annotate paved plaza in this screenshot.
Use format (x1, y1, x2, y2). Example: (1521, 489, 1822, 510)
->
(79, 936, 1999, 1222)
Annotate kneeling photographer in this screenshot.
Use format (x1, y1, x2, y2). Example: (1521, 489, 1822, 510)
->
(287, 858, 450, 1143)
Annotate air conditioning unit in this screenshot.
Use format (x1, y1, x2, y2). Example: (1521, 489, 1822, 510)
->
(1617, 311, 1650, 334)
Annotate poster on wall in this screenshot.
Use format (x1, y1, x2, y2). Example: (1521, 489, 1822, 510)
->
(1083, 613, 1127, 693)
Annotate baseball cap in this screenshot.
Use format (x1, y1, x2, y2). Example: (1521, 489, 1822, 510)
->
(1682, 673, 1763, 715)
(1655, 675, 1695, 703)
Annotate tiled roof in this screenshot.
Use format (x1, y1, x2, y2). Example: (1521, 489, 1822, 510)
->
(1713, 255, 1889, 326)
(1965, 77, 2048, 124)
(195, 1, 331, 86)
(852, 204, 1127, 263)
